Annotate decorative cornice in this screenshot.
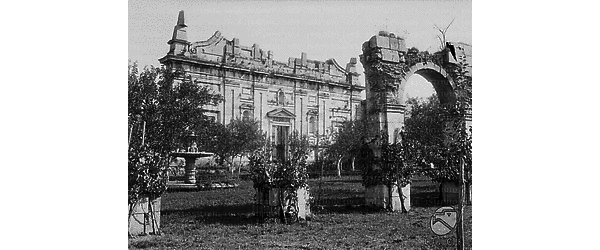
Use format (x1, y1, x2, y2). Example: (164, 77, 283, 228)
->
(160, 55, 364, 92)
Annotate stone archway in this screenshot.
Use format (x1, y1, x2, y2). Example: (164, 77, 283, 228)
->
(359, 31, 471, 211)
(398, 63, 456, 106)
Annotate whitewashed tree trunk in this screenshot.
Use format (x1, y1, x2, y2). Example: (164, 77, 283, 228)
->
(336, 156, 343, 178)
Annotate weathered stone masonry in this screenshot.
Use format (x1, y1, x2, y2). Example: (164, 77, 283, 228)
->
(359, 31, 472, 211)
(159, 11, 364, 156)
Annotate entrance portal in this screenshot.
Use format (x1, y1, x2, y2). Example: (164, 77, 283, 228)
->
(272, 125, 289, 162)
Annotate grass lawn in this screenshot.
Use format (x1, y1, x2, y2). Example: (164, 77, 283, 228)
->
(129, 175, 471, 249)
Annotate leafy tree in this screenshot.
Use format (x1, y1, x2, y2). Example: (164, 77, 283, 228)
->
(128, 62, 222, 153)
(249, 130, 311, 223)
(322, 119, 368, 177)
(128, 62, 222, 234)
(199, 121, 233, 167)
(402, 55, 472, 203)
(229, 118, 266, 169)
(357, 134, 414, 212)
(202, 117, 266, 172)
(402, 95, 446, 172)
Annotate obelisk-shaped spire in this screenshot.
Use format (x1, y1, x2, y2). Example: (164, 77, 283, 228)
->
(177, 10, 187, 28)
(168, 10, 189, 55)
(171, 10, 188, 41)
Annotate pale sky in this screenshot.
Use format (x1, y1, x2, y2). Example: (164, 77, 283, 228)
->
(129, 0, 471, 98)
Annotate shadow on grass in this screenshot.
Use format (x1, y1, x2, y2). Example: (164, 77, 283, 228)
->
(313, 204, 387, 214)
(309, 177, 362, 186)
(411, 191, 457, 207)
(319, 178, 363, 184)
(160, 198, 454, 227)
(161, 204, 261, 225)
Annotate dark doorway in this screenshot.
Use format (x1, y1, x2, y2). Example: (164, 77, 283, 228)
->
(272, 125, 289, 162)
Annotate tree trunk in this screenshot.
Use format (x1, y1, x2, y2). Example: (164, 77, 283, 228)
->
(398, 180, 408, 213)
(127, 202, 135, 237)
(317, 160, 324, 205)
(148, 198, 160, 235)
(278, 188, 286, 223)
(438, 181, 444, 202)
(465, 181, 471, 205)
(148, 199, 157, 234)
(238, 155, 242, 176)
(351, 156, 355, 172)
(336, 156, 343, 178)
(387, 183, 393, 211)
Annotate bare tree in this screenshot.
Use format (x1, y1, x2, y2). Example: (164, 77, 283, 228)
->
(434, 18, 455, 50)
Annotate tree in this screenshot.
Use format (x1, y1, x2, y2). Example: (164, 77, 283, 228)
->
(248, 130, 311, 223)
(323, 119, 368, 177)
(402, 95, 462, 199)
(404, 96, 444, 153)
(401, 54, 472, 204)
(230, 118, 266, 168)
(356, 133, 414, 213)
(128, 62, 222, 153)
(202, 117, 266, 172)
(434, 19, 455, 50)
(128, 62, 222, 235)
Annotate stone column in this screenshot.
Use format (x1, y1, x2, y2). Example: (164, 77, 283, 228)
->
(360, 31, 410, 212)
(183, 157, 197, 184)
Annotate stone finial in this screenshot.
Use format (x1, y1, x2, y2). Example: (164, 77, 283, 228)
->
(177, 10, 187, 27)
(301, 52, 307, 66)
(346, 57, 358, 73)
(253, 43, 260, 59)
(171, 11, 188, 41)
(232, 38, 240, 55)
(168, 10, 189, 55)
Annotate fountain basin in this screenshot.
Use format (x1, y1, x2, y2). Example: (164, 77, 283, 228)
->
(170, 151, 214, 184)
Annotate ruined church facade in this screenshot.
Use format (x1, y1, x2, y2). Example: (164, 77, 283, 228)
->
(159, 11, 364, 156)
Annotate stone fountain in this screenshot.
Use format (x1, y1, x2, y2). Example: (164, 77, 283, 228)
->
(170, 132, 213, 184)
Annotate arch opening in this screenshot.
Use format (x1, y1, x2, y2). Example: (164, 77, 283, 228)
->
(398, 65, 456, 108)
(413, 69, 455, 106)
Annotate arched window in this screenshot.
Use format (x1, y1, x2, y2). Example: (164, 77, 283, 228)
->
(278, 91, 285, 106)
(309, 116, 316, 134)
(242, 110, 250, 122)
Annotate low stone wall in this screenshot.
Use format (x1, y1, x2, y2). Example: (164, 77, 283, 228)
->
(365, 184, 410, 212)
(255, 187, 311, 220)
(129, 197, 161, 236)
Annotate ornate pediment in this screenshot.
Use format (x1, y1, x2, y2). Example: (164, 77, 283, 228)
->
(266, 108, 296, 119)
